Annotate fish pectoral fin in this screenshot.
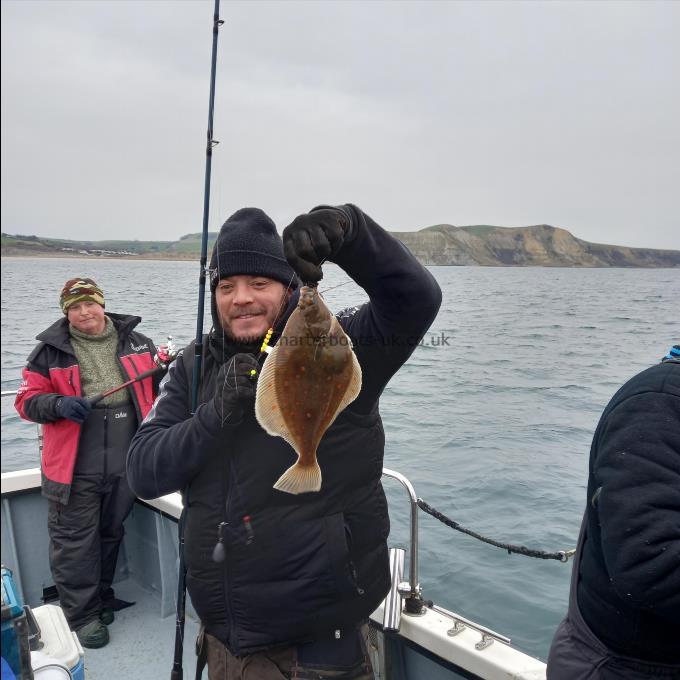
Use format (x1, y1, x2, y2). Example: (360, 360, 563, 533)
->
(273, 460, 322, 495)
(255, 343, 295, 443)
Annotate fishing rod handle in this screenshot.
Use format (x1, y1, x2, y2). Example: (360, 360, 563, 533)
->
(85, 364, 167, 407)
(86, 393, 106, 408)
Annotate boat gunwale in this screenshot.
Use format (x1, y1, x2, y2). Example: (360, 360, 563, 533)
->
(1, 467, 183, 518)
(2, 466, 547, 678)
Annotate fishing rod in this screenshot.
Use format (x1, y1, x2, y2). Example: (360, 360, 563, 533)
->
(191, 0, 223, 415)
(86, 338, 178, 407)
(86, 366, 164, 407)
(172, 3, 223, 680)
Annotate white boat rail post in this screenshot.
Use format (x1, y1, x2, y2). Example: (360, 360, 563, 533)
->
(382, 546, 405, 632)
(381, 468, 426, 618)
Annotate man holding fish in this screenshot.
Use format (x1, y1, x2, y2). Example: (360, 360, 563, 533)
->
(128, 204, 441, 678)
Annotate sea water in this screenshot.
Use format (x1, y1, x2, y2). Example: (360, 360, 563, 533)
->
(1, 256, 678, 660)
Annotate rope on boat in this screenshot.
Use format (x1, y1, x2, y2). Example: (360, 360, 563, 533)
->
(417, 499, 577, 562)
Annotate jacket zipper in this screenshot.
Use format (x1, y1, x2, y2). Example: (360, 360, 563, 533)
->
(102, 409, 108, 478)
(117, 352, 144, 421)
(223, 458, 238, 654)
(69, 365, 84, 495)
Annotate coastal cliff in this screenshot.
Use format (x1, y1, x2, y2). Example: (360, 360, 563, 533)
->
(2, 225, 678, 267)
(392, 224, 679, 267)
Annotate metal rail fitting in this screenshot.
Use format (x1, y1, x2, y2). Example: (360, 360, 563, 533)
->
(381, 467, 425, 615)
(433, 604, 511, 647)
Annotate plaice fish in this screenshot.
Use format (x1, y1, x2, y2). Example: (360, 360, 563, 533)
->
(255, 285, 362, 494)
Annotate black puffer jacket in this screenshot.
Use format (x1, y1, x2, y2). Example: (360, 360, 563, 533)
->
(127, 205, 442, 655)
(577, 355, 680, 663)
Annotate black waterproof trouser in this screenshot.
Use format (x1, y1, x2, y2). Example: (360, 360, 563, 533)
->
(47, 404, 137, 630)
(547, 517, 680, 679)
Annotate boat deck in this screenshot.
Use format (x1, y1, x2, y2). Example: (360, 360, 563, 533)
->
(3, 468, 547, 680)
(79, 576, 200, 679)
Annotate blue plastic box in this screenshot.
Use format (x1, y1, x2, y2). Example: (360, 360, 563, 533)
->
(1, 566, 32, 680)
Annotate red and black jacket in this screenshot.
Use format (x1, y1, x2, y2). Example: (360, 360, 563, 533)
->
(15, 313, 158, 504)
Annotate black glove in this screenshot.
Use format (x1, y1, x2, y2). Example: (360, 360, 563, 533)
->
(282, 207, 350, 284)
(213, 354, 260, 426)
(55, 396, 92, 424)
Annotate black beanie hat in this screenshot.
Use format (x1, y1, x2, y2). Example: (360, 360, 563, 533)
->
(209, 208, 296, 290)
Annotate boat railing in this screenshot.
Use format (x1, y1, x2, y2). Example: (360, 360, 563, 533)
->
(381, 468, 424, 616)
(3, 389, 523, 658)
(2, 392, 423, 597)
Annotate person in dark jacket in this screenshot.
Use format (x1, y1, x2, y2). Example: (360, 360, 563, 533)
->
(127, 205, 442, 679)
(547, 345, 680, 679)
(15, 277, 159, 650)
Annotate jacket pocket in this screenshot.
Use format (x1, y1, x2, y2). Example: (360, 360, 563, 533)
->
(228, 512, 357, 649)
(325, 514, 363, 598)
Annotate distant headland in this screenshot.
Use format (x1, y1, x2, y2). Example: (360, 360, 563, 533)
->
(2, 225, 678, 267)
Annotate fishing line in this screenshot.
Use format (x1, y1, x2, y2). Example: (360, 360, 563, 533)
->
(246, 270, 299, 380)
(217, 355, 240, 425)
(319, 279, 354, 295)
(212, 131, 227, 371)
(270, 271, 299, 328)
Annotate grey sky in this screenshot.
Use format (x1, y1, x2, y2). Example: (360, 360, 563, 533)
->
(1, 0, 678, 249)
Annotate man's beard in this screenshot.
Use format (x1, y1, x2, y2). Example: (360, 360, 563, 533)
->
(222, 316, 266, 345)
(221, 291, 289, 345)
(225, 328, 263, 345)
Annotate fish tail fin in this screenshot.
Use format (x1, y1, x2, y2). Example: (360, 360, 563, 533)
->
(273, 460, 322, 495)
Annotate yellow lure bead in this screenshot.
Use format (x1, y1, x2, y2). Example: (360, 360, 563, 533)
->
(259, 328, 274, 354)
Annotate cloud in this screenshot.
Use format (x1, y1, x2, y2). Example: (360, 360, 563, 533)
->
(1, 0, 678, 249)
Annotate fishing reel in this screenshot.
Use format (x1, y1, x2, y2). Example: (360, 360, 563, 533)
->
(154, 335, 179, 368)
